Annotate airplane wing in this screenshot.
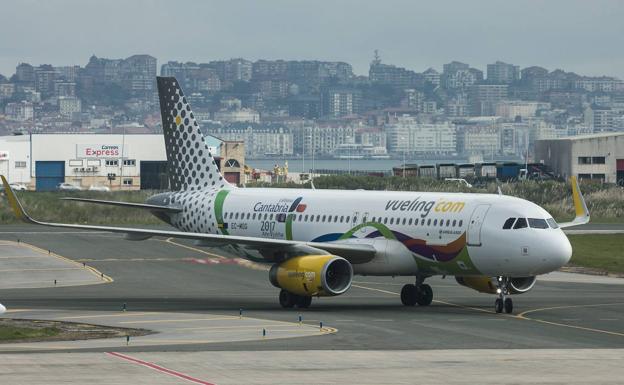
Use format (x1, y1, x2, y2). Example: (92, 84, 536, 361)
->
(558, 176, 590, 228)
(60, 197, 182, 213)
(1, 176, 376, 264)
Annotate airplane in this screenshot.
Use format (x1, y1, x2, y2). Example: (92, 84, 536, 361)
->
(0, 76, 590, 314)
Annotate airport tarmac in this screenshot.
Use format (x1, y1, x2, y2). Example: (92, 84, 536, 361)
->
(0, 224, 623, 383)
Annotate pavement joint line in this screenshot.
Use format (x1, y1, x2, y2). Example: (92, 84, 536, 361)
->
(2, 240, 113, 284)
(58, 312, 161, 320)
(176, 324, 317, 331)
(106, 352, 216, 385)
(0, 267, 83, 273)
(120, 316, 239, 325)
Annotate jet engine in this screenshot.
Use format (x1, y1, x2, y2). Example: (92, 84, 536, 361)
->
(455, 276, 537, 294)
(269, 255, 353, 297)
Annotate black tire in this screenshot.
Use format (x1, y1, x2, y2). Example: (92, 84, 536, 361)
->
(495, 298, 503, 313)
(400, 284, 417, 306)
(296, 295, 312, 309)
(416, 284, 433, 306)
(504, 297, 513, 314)
(279, 289, 295, 308)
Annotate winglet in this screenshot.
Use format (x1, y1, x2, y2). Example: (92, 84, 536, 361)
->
(1, 175, 35, 223)
(559, 176, 590, 228)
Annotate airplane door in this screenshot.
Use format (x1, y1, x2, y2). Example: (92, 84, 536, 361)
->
(351, 211, 359, 229)
(467, 204, 491, 247)
(360, 211, 369, 233)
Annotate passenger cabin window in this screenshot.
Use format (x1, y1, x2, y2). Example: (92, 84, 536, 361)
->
(513, 218, 528, 229)
(546, 218, 559, 229)
(503, 218, 516, 229)
(528, 218, 549, 229)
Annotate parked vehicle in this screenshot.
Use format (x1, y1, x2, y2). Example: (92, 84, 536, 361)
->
(9, 183, 27, 191)
(56, 183, 82, 191)
(88, 185, 111, 192)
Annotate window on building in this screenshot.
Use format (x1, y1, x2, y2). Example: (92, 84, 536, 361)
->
(123, 159, 136, 166)
(578, 173, 591, 180)
(578, 157, 591, 165)
(69, 160, 82, 167)
(105, 160, 119, 167)
(592, 173, 606, 181)
(122, 178, 133, 186)
(14, 161, 26, 168)
(592, 157, 606, 164)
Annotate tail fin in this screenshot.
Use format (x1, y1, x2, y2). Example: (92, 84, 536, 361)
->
(156, 76, 231, 191)
(558, 176, 590, 228)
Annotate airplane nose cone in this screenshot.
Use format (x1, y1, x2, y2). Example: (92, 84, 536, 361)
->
(551, 233, 572, 270)
(0, 303, 6, 315)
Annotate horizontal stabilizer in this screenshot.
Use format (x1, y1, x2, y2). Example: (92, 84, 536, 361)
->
(60, 197, 182, 213)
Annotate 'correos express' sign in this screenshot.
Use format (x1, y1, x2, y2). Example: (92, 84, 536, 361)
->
(77, 144, 129, 159)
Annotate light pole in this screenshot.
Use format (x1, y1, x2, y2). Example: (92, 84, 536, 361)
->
(346, 134, 351, 176)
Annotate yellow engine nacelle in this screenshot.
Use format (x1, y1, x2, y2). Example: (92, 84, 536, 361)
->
(269, 255, 353, 297)
(455, 276, 537, 295)
(455, 276, 498, 294)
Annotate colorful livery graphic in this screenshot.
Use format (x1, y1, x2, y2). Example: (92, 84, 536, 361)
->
(1, 77, 590, 314)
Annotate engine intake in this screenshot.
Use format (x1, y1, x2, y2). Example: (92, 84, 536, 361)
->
(269, 255, 353, 297)
(456, 276, 537, 295)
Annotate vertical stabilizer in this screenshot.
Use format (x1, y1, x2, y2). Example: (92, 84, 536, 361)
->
(157, 76, 230, 191)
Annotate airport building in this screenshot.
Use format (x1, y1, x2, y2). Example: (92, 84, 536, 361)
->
(535, 132, 624, 184)
(0, 133, 245, 190)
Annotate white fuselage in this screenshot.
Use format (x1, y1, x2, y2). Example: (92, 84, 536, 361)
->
(163, 187, 572, 278)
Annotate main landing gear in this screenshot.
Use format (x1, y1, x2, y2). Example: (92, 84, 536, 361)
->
(400, 277, 433, 306)
(279, 289, 312, 309)
(494, 276, 513, 314)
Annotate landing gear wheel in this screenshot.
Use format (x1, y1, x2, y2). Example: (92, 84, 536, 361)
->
(494, 298, 503, 313)
(279, 289, 295, 308)
(416, 284, 433, 306)
(504, 297, 513, 314)
(296, 295, 312, 309)
(400, 284, 417, 306)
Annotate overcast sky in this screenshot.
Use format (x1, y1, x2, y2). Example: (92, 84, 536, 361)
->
(1, 0, 623, 78)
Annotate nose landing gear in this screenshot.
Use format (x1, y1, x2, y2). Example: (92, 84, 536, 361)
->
(400, 276, 433, 306)
(494, 277, 514, 314)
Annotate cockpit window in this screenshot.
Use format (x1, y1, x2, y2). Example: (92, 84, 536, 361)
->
(528, 218, 549, 229)
(513, 217, 528, 229)
(546, 218, 559, 229)
(502, 218, 516, 229)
